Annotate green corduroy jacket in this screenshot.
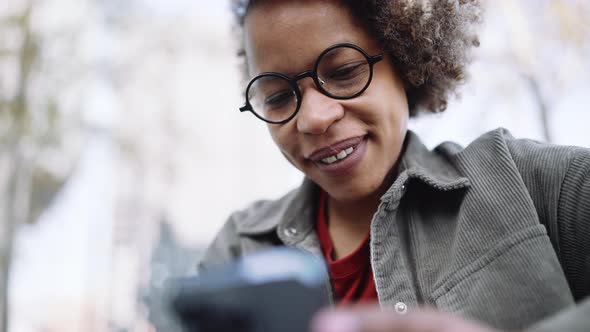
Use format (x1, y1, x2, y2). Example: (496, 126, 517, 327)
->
(198, 128, 590, 331)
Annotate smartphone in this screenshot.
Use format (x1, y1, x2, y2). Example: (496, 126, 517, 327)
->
(166, 247, 329, 332)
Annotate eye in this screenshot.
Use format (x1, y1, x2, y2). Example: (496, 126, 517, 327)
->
(328, 61, 368, 81)
(264, 89, 295, 108)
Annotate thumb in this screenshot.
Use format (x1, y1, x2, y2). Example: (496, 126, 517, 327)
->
(310, 306, 499, 332)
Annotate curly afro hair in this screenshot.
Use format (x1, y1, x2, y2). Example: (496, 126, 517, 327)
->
(231, 0, 482, 116)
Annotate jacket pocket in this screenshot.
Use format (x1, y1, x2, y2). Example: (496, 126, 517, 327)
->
(431, 225, 574, 330)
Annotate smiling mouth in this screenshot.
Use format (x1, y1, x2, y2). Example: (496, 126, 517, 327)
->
(308, 136, 368, 177)
(307, 135, 366, 164)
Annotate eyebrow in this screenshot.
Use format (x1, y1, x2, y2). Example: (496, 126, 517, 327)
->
(254, 40, 363, 78)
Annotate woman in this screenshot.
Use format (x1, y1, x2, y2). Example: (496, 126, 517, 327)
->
(198, 1, 590, 331)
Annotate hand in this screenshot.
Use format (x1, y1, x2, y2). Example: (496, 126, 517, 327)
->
(310, 306, 502, 332)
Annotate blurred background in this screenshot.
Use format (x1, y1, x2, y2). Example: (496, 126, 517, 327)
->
(0, 0, 588, 331)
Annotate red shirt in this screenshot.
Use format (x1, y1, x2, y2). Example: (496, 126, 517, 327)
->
(316, 191, 378, 304)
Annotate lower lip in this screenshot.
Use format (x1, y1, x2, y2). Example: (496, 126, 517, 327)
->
(313, 137, 368, 177)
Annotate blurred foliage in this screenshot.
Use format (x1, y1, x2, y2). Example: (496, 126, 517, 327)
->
(0, 6, 82, 224)
(1, 2, 85, 330)
(550, 0, 590, 47)
(29, 167, 67, 224)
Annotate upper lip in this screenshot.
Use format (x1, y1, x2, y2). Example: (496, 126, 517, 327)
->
(307, 136, 365, 161)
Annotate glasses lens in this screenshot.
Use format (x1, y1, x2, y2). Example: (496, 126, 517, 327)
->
(247, 74, 298, 123)
(317, 46, 371, 98)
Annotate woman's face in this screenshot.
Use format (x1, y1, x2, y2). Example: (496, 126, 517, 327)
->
(244, 0, 409, 202)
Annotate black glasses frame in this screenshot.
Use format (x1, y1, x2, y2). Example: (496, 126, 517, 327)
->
(239, 43, 384, 124)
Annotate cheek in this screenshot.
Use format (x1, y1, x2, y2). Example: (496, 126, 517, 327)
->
(358, 89, 407, 131)
(268, 125, 299, 163)
(373, 59, 409, 117)
(267, 126, 284, 152)
(376, 83, 409, 131)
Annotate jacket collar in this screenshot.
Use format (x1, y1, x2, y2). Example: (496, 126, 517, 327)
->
(235, 177, 318, 236)
(397, 130, 471, 191)
(236, 130, 470, 237)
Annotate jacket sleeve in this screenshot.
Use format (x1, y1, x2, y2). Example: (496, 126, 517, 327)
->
(506, 134, 590, 299)
(554, 146, 590, 300)
(528, 296, 590, 332)
(196, 213, 243, 274)
(505, 134, 590, 331)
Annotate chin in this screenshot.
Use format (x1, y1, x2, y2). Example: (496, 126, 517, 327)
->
(323, 181, 380, 203)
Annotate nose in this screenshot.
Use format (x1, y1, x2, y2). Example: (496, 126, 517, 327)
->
(296, 87, 344, 135)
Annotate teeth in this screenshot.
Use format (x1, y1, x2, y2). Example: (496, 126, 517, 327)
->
(323, 156, 337, 164)
(321, 146, 355, 164)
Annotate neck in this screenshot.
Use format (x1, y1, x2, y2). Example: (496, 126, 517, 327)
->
(323, 162, 400, 259)
(328, 191, 381, 229)
(325, 191, 380, 259)
(327, 156, 400, 228)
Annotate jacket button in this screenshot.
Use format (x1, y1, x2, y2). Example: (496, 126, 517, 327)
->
(395, 302, 408, 315)
(284, 227, 298, 237)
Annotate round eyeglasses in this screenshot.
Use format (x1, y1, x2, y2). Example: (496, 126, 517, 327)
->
(239, 43, 384, 124)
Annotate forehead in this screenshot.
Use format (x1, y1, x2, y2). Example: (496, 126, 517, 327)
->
(243, 0, 377, 77)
